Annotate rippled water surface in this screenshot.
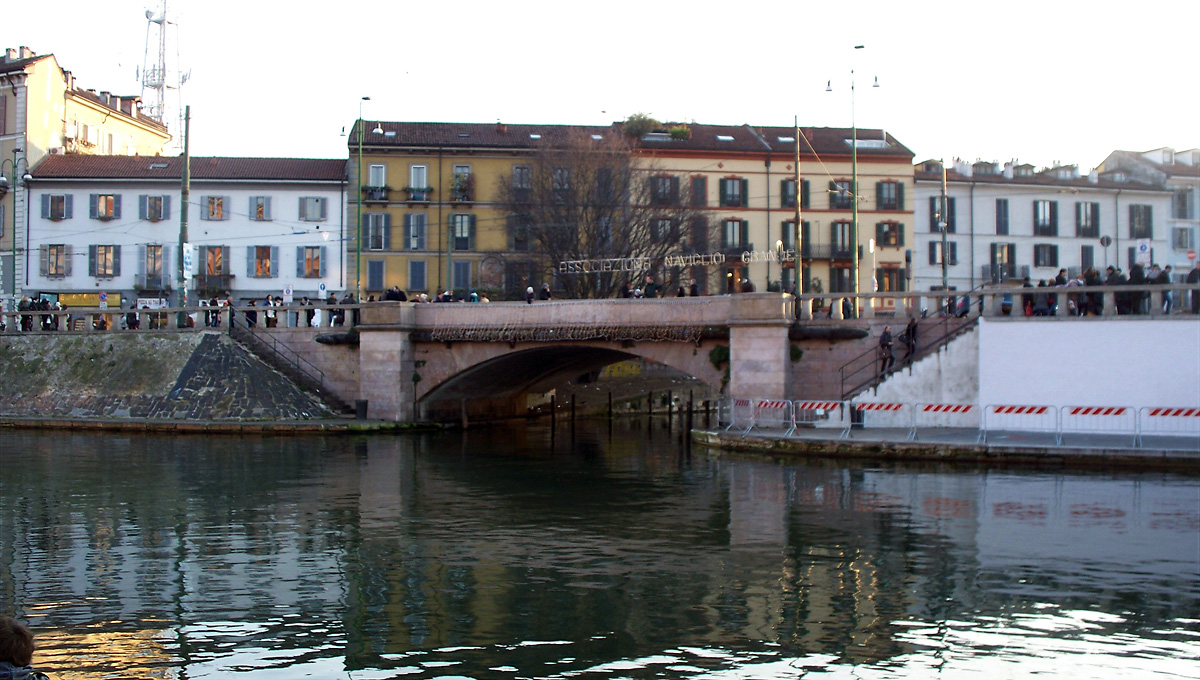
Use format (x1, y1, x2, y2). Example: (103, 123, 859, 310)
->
(1, 420, 1197, 679)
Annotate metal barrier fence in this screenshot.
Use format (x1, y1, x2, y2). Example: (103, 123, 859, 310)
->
(751, 399, 794, 435)
(793, 400, 845, 431)
(1137, 407, 1200, 446)
(910, 403, 978, 441)
(722, 398, 755, 433)
(981, 405, 1060, 444)
(1060, 405, 1137, 447)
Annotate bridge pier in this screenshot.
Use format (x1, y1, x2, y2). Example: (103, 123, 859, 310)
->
(728, 294, 794, 400)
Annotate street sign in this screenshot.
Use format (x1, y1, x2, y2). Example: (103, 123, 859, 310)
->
(98, 291, 108, 309)
(1099, 235, 1112, 248)
(1188, 249, 1197, 261)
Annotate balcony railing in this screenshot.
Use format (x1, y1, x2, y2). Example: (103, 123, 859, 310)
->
(135, 274, 171, 290)
(405, 187, 433, 202)
(362, 186, 390, 203)
(450, 174, 474, 203)
(800, 243, 854, 260)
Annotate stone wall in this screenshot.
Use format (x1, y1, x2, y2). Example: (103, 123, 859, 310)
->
(0, 331, 335, 420)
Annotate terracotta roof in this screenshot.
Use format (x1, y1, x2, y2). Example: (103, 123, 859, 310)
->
(353, 121, 913, 158)
(30, 155, 347, 182)
(0, 53, 50, 74)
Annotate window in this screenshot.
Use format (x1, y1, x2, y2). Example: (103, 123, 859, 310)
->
(368, 164, 386, 188)
(995, 198, 1009, 235)
(1129, 204, 1153, 239)
(299, 197, 327, 221)
(146, 245, 163, 280)
(552, 167, 570, 191)
(719, 178, 747, 207)
(1080, 245, 1094, 271)
(299, 246, 325, 278)
(830, 180, 853, 210)
(508, 214, 532, 251)
(203, 196, 229, 220)
(780, 221, 796, 250)
(250, 196, 272, 221)
(513, 165, 531, 190)
(90, 194, 121, 220)
(367, 260, 385, 291)
(203, 246, 227, 275)
(829, 265, 852, 293)
(1034, 244, 1058, 268)
(928, 240, 958, 266)
(876, 267, 905, 293)
(721, 219, 748, 249)
(409, 260, 427, 291)
(1172, 227, 1195, 250)
(404, 213, 427, 250)
(1173, 188, 1195, 220)
(253, 246, 274, 277)
(452, 261, 471, 290)
(779, 178, 810, 209)
(42, 244, 70, 277)
(1075, 201, 1099, 238)
(42, 194, 74, 220)
(690, 176, 707, 207)
(365, 214, 391, 250)
(832, 221, 852, 257)
(929, 196, 957, 232)
(139, 195, 170, 221)
(90, 244, 120, 277)
(876, 181, 903, 210)
(651, 218, 674, 242)
(1033, 199, 1058, 236)
(875, 221, 904, 247)
(451, 214, 475, 250)
(410, 165, 428, 189)
(987, 243, 1017, 282)
(650, 176, 679, 206)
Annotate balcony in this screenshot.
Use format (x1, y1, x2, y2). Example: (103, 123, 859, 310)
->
(192, 274, 236, 295)
(362, 186, 391, 203)
(135, 274, 171, 290)
(405, 187, 434, 203)
(800, 243, 854, 260)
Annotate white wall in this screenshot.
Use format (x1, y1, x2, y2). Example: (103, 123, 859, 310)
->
(978, 317, 1200, 409)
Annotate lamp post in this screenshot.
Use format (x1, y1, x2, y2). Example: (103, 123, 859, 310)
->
(827, 45, 879, 318)
(0, 147, 33, 312)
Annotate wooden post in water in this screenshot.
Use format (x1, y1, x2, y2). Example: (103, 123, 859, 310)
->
(550, 394, 556, 433)
(607, 391, 613, 421)
(647, 392, 653, 418)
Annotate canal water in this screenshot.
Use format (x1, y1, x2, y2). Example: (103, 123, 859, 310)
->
(1, 421, 1197, 679)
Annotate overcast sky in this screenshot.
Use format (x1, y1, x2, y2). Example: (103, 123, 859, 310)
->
(6, 0, 1197, 171)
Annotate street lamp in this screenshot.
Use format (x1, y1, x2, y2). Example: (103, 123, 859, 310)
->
(827, 45, 879, 318)
(0, 147, 33, 312)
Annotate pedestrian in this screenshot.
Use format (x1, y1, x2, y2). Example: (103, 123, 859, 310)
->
(0, 615, 49, 680)
(1188, 261, 1200, 314)
(676, 285, 686, 297)
(245, 299, 258, 328)
(301, 296, 315, 327)
(901, 317, 918, 362)
(878, 325, 895, 375)
(264, 295, 277, 328)
(643, 275, 659, 298)
(1155, 264, 1173, 313)
(619, 281, 631, 299)
(525, 286, 534, 304)
(538, 283, 552, 301)
(689, 278, 700, 297)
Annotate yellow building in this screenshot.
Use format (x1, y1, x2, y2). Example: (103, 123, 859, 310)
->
(1, 45, 171, 305)
(348, 120, 914, 306)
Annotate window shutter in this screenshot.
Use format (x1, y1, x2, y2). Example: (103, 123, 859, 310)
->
(1075, 202, 1082, 231)
(670, 176, 680, 205)
(719, 180, 728, 206)
(830, 182, 839, 209)
(691, 216, 707, 251)
(89, 245, 97, 277)
(931, 196, 939, 231)
(469, 214, 477, 249)
(875, 222, 884, 243)
(247, 246, 256, 277)
(41, 194, 50, 218)
(875, 182, 884, 210)
(298, 197, 307, 221)
(112, 195, 121, 219)
(139, 195, 148, 220)
(200, 197, 210, 220)
(506, 214, 517, 250)
(898, 223, 905, 247)
(740, 220, 749, 248)
(162, 245, 172, 280)
(271, 247, 279, 277)
(89, 194, 98, 219)
(1050, 201, 1058, 232)
(39, 245, 48, 277)
(691, 176, 707, 207)
(319, 198, 328, 220)
(948, 197, 956, 232)
(163, 195, 171, 220)
(296, 247, 305, 278)
(64, 245, 73, 276)
(65, 195, 73, 219)
(223, 197, 232, 220)
(897, 183, 905, 210)
(928, 244, 937, 266)
(949, 242, 957, 266)
(383, 214, 392, 250)
(319, 247, 327, 278)
(403, 214, 413, 250)
(801, 180, 810, 209)
(741, 179, 750, 207)
(138, 245, 147, 278)
(417, 219, 427, 250)
(113, 246, 121, 276)
(781, 179, 789, 207)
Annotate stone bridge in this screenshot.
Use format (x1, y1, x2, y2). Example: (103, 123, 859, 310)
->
(357, 293, 795, 422)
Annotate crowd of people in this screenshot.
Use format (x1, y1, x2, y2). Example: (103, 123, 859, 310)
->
(1017, 262, 1190, 317)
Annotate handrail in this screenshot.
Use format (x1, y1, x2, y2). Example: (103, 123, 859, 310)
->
(839, 314, 978, 401)
(229, 323, 327, 393)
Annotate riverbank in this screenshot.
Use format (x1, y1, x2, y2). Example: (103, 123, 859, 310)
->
(692, 426, 1200, 472)
(0, 415, 438, 434)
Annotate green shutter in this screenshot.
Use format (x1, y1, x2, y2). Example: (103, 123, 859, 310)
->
(875, 182, 883, 210)
(897, 183, 905, 210)
(719, 180, 727, 206)
(741, 179, 750, 207)
(740, 220, 749, 249)
(898, 223, 905, 247)
(829, 181, 838, 209)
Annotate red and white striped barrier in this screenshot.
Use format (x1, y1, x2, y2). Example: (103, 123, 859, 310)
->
(911, 403, 978, 441)
(1137, 406, 1200, 445)
(751, 399, 794, 435)
(981, 404, 1058, 444)
(722, 398, 755, 432)
(843, 401, 908, 438)
(1060, 405, 1136, 446)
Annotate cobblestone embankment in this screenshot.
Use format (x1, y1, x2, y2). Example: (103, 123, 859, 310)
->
(0, 331, 337, 422)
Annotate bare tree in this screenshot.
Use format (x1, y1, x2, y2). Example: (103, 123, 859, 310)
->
(497, 130, 701, 299)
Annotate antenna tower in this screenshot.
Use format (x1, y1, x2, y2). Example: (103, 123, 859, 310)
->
(140, 1, 189, 151)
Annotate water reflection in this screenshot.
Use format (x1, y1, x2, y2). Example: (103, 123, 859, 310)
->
(0, 421, 1196, 679)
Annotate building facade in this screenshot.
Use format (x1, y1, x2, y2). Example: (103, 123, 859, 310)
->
(1098, 147, 1200, 277)
(26, 155, 345, 309)
(912, 158, 1172, 292)
(1, 46, 171, 308)
(349, 120, 915, 305)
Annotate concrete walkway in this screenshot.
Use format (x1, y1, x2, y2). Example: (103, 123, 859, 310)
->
(692, 425, 1200, 471)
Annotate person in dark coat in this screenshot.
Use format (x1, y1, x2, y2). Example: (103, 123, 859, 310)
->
(689, 278, 700, 297)
(537, 283, 552, 300)
(1155, 264, 1173, 313)
(0, 614, 48, 680)
(901, 317, 918, 362)
(878, 325, 895, 375)
(1188, 262, 1200, 314)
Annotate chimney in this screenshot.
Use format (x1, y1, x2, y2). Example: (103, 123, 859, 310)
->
(4, 48, 15, 62)
(496, 122, 507, 134)
(1003, 162, 1014, 179)
(1088, 169, 1098, 183)
(20, 46, 34, 59)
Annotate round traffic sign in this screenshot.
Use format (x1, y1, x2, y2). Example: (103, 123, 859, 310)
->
(1188, 249, 1197, 261)
(1099, 235, 1112, 247)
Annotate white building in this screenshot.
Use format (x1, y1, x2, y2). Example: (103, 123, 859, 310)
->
(912, 158, 1172, 292)
(1098, 147, 1200, 276)
(25, 155, 346, 309)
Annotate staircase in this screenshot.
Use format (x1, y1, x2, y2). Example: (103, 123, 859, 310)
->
(229, 323, 356, 415)
(839, 315, 979, 401)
